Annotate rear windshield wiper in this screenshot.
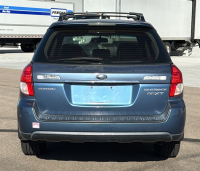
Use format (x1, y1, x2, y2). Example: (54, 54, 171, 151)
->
(49, 57, 104, 63)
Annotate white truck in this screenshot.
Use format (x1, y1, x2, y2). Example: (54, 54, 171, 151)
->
(0, 0, 74, 52)
(0, 0, 200, 55)
(81, 0, 200, 55)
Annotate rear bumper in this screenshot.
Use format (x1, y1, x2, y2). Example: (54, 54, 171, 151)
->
(17, 98, 186, 142)
(19, 131, 184, 143)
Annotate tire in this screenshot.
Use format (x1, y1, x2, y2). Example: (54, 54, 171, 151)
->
(163, 42, 171, 56)
(21, 140, 47, 155)
(154, 141, 180, 158)
(171, 41, 178, 51)
(21, 44, 34, 52)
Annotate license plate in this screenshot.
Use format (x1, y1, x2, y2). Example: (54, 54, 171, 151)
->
(71, 85, 132, 105)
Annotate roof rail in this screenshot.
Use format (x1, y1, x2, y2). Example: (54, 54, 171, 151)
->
(58, 12, 145, 22)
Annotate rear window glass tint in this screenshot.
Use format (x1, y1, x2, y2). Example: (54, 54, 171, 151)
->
(33, 27, 171, 64)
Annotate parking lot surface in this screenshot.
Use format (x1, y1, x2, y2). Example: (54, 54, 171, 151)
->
(0, 47, 200, 171)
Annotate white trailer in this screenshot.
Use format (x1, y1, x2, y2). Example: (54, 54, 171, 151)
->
(1, 0, 199, 55)
(0, 0, 74, 52)
(82, 0, 200, 55)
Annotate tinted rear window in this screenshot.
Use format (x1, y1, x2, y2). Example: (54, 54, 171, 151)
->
(33, 27, 171, 64)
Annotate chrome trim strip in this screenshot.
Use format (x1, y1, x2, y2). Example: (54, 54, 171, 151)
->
(60, 73, 169, 83)
(63, 73, 140, 83)
(31, 131, 172, 138)
(64, 80, 140, 83)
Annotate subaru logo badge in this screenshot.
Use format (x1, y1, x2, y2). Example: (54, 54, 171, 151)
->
(96, 74, 107, 80)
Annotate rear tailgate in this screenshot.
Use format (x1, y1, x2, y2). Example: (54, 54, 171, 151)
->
(32, 63, 171, 122)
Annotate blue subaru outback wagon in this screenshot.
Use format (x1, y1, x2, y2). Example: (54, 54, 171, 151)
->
(17, 12, 185, 158)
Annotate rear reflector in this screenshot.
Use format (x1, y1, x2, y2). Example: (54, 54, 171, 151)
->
(169, 64, 183, 97)
(32, 122, 40, 129)
(20, 63, 34, 96)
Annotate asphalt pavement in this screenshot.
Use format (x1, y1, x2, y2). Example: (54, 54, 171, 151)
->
(0, 47, 200, 171)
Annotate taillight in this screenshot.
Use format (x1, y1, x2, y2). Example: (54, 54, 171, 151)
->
(20, 63, 34, 96)
(169, 64, 183, 97)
